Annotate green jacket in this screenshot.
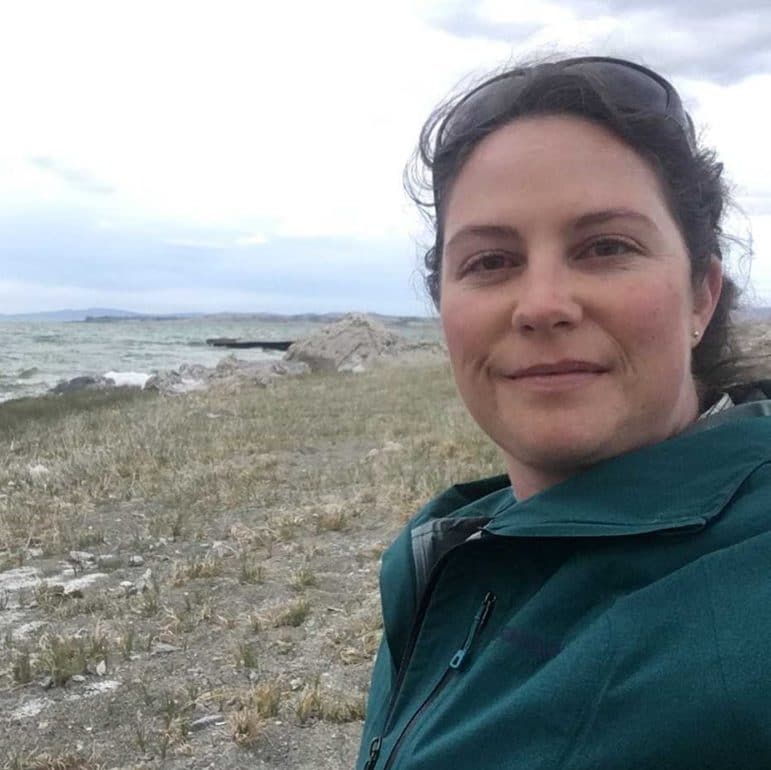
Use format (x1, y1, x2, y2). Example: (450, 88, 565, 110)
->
(358, 402, 771, 769)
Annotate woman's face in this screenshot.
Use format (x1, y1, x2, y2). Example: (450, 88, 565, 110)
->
(440, 115, 721, 499)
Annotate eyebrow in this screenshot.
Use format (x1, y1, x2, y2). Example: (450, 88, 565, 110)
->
(444, 224, 520, 254)
(572, 208, 660, 232)
(444, 208, 660, 253)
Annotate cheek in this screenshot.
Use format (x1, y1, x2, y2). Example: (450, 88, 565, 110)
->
(616, 279, 692, 369)
(440, 292, 476, 360)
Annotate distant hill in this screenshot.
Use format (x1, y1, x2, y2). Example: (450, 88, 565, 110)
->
(0, 308, 436, 324)
(0, 308, 142, 322)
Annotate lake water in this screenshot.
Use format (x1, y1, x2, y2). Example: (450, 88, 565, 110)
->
(0, 316, 440, 403)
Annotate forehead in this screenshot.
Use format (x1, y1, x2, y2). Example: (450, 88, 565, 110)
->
(443, 115, 674, 238)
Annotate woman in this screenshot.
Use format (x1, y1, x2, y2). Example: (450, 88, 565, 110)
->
(358, 57, 771, 769)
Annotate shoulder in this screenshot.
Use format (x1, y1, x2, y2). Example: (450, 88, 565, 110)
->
(376, 473, 511, 664)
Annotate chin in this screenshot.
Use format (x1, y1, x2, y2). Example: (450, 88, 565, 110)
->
(514, 440, 612, 475)
(500, 422, 626, 475)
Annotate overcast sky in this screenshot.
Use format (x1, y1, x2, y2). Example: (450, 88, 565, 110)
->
(2, 0, 770, 315)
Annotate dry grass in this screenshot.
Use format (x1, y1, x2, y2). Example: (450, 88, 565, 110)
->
(171, 553, 225, 584)
(296, 678, 367, 724)
(4, 751, 102, 770)
(0, 361, 503, 767)
(0, 364, 499, 554)
(229, 706, 262, 748)
(271, 597, 311, 628)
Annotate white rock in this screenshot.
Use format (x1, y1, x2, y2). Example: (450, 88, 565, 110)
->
(151, 643, 180, 655)
(190, 714, 220, 732)
(68, 551, 95, 564)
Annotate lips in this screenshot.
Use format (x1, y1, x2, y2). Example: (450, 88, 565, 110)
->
(508, 360, 608, 378)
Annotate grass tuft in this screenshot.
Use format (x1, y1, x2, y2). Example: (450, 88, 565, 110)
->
(271, 598, 311, 628)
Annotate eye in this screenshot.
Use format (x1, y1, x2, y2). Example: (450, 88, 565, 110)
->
(463, 252, 518, 275)
(580, 238, 640, 259)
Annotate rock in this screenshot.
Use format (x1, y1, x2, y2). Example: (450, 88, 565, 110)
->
(179, 362, 210, 379)
(213, 355, 244, 376)
(285, 314, 405, 373)
(145, 356, 308, 396)
(144, 370, 207, 396)
(209, 541, 234, 558)
(97, 554, 122, 570)
(135, 567, 154, 593)
(290, 678, 303, 691)
(269, 360, 310, 377)
(120, 581, 137, 596)
(190, 714, 221, 732)
(71, 674, 86, 683)
(95, 660, 107, 676)
(68, 551, 95, 565)
(46, 583, 66, 597)
(128, 555, 144, 567)
(50, 376, 112, 395)
(151, 643, 180, 655)
(24, 547, 44, 560)
(366, 441, 404, 460)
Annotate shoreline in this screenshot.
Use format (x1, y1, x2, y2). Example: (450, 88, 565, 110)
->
(0, 314, 443, 405)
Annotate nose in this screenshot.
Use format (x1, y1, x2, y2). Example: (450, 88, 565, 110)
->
(511, 263, 583, 334)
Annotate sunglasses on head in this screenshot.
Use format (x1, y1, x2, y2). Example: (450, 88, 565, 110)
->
(442, 56, 696, 152)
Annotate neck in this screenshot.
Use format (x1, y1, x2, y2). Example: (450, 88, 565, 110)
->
(506, 386, 703, 502)
(505, 460, 578, 502)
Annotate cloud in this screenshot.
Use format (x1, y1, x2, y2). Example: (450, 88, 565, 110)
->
(235, 233, 268, 247)
(1, 1, 770, 313)
(29, 156, 115, 195)
(0, 206, 429, 314)
(572, 0, 769, 17)
(427, 0, 771, 84)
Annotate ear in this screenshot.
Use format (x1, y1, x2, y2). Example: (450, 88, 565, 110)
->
(692, 256, 723, 338)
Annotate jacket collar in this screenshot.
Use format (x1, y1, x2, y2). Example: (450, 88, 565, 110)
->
(482, 413, 771, 538)
(423, 407, 768, 539)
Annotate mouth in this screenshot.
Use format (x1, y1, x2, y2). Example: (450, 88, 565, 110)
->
(504, 360, 608, 390)
(508, 360, 608, 379)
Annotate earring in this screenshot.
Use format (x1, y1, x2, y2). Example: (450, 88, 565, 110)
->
(692, 330, 700, 339)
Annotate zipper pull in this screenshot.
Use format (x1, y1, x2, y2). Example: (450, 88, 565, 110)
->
(449, 591, 496, 670)
(363, 736, 382, 770)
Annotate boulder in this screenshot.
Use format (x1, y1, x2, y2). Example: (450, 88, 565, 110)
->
(144, 370, 208, 395)
(284, 314, 407, 373)
(50, 375, 113, 395)
(146, 357, 309, 396)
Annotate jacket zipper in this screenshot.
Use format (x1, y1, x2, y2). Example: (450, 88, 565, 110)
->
(364, 590, 496, 770)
